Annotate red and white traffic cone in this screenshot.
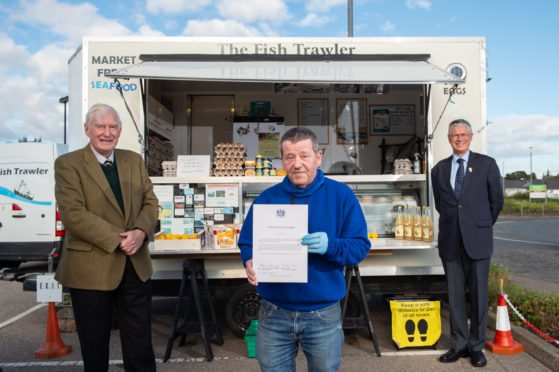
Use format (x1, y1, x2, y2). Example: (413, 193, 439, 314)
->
(486, 282, 523, 354)
(35, 302, 72, 358)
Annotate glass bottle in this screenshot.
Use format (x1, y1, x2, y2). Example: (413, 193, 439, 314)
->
(414, 206, 423, 241)
(404, 206, 413, 240)
(423, 206, 433, 242)
(395, 206, 404, 240)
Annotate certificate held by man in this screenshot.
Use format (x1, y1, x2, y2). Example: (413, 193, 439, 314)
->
(253, 204, 308, 283)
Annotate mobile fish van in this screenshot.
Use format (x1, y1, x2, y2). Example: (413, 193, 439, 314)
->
(0, 143, 67, 267)
(67, 36, 486, 335)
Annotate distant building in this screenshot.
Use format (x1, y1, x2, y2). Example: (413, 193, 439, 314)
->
(504, 179, 559, 199)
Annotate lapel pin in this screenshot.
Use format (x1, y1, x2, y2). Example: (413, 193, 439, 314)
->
(468, 167, 472, 173)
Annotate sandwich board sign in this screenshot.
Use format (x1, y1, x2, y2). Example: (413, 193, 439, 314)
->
(36, 274, 63, 303)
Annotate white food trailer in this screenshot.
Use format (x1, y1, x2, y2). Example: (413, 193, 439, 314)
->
(67, 36, 486, 335)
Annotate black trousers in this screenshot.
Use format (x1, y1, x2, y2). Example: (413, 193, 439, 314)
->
(70, 257, 156, 372)
(442, 239, 490, 352)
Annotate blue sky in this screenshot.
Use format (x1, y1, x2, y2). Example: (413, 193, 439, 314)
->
(1, 0, 558, 176)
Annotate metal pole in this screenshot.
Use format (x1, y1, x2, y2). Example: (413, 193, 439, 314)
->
(529, 146, 534, 185)
(502, 161, 505, 198)
(59, 96, 69, 144)
(348, 0, 353, 37)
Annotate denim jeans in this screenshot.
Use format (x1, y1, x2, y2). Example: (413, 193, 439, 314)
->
(256, 299, 344, 372)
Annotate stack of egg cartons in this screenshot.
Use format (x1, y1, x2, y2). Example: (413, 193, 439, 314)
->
(161, 161, 176, 177)
(213, 143, 246, 176)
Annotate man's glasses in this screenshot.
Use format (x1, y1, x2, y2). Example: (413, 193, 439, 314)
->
(449, 133, 471, 139)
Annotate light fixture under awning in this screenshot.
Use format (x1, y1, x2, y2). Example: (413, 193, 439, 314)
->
(107, 56, 463, 85)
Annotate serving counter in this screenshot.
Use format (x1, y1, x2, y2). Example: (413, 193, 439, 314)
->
(148, 174, 443, 281)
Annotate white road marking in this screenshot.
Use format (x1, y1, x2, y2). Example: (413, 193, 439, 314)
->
(494, 236, 558, 246)
(0, 351, 452, 368)
(0, 303, 47, 329)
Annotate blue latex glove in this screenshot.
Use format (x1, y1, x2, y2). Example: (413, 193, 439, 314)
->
(301, 232, 328, 255)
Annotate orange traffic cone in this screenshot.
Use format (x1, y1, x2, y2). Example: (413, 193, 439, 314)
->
(35, 302, 72, 358)
(486, 282, 523, 354)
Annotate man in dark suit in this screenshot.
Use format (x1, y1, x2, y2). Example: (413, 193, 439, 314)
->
(55, 103, 158, 371)
(431, 119, 503, 368)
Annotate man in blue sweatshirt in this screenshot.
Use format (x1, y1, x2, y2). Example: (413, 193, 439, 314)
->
(238, 127, 371, 372)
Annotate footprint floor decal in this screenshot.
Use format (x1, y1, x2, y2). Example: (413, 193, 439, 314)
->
(405, 319, 415, 342)
(418, 318, 428, 342)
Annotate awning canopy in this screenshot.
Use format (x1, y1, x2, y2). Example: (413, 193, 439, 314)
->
(107, 54, 463, 85)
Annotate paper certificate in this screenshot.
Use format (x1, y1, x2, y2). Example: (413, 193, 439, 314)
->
(253, 204, 308, 283)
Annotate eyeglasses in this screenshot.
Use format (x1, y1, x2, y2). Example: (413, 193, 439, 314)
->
(449, 133, 472, 139)
(92, 123, 120, 132)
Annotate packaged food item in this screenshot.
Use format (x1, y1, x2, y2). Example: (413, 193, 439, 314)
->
(205, 224, 236, 249)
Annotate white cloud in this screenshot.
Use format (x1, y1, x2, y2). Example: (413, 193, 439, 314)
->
(305, 0, 345, 13)
(406, 0, 431, 10)
(381, 20, 395, 32)
(298, 13, 330, 27)
(183, 19, 261, 36)
(137, 25, 166, 36)
(12, 0, 132, 45)
(28, 44, 73, 81)
(146, 0, 210, 14)
(0, 33, 29, 74)
(487, 114, 559, 176)
(216, 0, 289, 23)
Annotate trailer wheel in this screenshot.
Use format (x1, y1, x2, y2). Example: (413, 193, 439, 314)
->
(226, 284, 262, 338)
(0, 261, 19, 269)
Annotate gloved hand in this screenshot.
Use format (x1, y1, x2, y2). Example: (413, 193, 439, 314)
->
(301, 232, 328, 255)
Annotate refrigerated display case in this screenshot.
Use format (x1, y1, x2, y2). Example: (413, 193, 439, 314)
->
(148, 174, 441, 280)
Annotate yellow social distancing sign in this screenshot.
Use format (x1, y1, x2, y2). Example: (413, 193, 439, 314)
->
(389, 298, 441, 349)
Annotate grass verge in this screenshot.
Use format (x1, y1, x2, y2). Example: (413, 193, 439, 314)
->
(488, 263, 559, 341)
(502, 195, 559, 215)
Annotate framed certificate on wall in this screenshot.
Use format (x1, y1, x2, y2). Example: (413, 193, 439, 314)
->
(298, 98, 329, 144)
(369, 104, 415, 136)
(336, 98, 367, 144)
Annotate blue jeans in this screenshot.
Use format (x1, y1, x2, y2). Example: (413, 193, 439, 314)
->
(256, 299, 344, 372)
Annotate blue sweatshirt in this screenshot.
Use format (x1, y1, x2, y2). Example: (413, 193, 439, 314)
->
(238, 170, 371, 311)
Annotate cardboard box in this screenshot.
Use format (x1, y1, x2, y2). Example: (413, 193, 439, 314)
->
(153, 231, 204, 251)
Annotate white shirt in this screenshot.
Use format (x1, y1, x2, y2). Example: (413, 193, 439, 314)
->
(89, 144, 114, 165)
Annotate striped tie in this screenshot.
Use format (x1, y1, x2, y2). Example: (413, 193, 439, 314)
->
(454, 158, 464, 199)
(103, 159, 112, 167)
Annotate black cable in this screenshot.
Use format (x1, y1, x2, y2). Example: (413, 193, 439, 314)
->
(427, 83, 458, 144)
(114, 78, 144, 150)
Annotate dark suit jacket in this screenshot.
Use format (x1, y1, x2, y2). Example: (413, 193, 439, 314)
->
(431, 151, 503, 261)
(54, 145, 158, 290)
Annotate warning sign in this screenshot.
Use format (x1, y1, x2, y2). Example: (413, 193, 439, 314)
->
(389, 298, 441, 349)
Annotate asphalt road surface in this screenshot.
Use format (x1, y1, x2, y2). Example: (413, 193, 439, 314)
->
(493, 217, 559, 294)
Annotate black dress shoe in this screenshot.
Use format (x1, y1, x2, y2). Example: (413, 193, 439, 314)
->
(439, 348, 470, 363)
(471, 351, 487, 367)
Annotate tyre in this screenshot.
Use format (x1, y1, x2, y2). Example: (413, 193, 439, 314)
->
(225, 284, 262, 338)
(0, 261, 20, 269)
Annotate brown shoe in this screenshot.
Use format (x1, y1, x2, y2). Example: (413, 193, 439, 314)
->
(439, 348, 470, 363)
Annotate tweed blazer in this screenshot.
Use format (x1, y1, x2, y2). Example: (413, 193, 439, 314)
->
(54, 145, 158, 290)
(431, 151, 503, 261)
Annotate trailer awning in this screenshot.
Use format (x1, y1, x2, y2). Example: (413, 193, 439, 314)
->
(107, 55, 463, 84)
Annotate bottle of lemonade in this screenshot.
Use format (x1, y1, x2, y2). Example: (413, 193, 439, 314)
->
(423, 206, 433, 242)
(414, 206, 423, 240)
(395, 206, 404, 240)
(404, 206, 413, 240)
